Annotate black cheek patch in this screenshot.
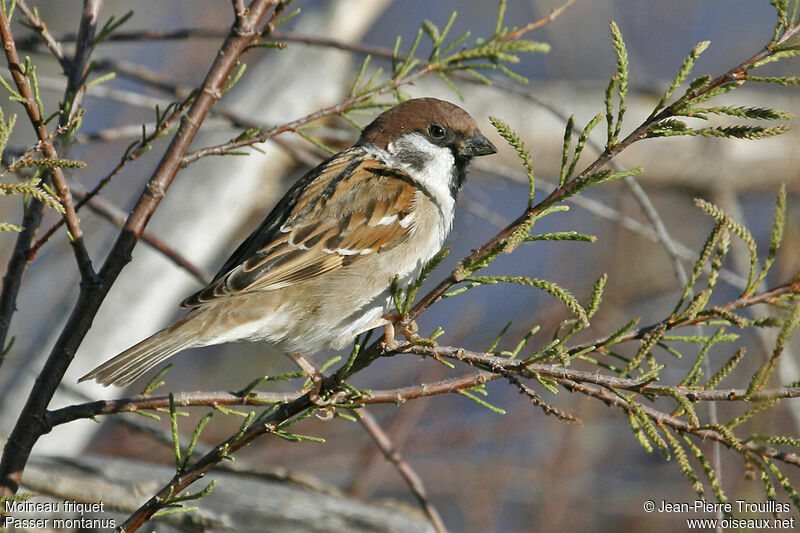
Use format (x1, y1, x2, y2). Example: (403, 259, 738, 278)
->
(395, 149, 431, 173)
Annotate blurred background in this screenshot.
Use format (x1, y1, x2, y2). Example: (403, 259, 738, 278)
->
(1, 1, 799, 531)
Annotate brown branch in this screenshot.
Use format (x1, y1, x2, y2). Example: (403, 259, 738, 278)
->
(391, 277, 799, 383)
(44, 367, 800, 429)
(406, 24, 800, 323)
(401, 344, 800, 401)
(0, 191, 44, 358)
(0, 1, 100, 355)
(46, 390, 298, 427)
(556, 378, 800, 468)
(591, 278, 800, 350)
(68, 183, 213, 284)
(0, 0, 280, 500)
(16, 0, 70, 72)
(178, 66, 429, 167)
(0, 3, 96, 277)
(356, 409, 448, 533)
(503, 0, 580, 41)
(28, 92, 195, 257)
(8, 3, 797, 518)
(44, 373, 493, 427)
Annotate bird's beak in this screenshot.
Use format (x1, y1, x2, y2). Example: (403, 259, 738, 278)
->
(458, 130, 497, 157)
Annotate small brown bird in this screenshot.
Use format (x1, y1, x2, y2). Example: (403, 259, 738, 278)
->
(81, 98, 497, 387)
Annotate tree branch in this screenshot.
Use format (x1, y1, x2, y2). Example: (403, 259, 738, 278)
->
(356, 409, 448, 533)
(0, 0, 280, 499)
(406, 24, 800, 323)
(0, 1, 99, 355)
(16, 0, 70, 72)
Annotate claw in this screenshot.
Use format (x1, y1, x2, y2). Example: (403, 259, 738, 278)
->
(382, 322, 400, 351)
(381, 313, 422, 352)
(288, 353, 330, 406)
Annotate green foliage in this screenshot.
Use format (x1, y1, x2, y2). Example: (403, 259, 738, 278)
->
(561, 113, 603, 184)
(221, 61, 247, 95)
(703, 347, 746, 389)
(466, 275, 587, 325)
(0, 107, 90, 233)
(141, 364, 173, 395)
(458, 387, 507, 415)
(525, 231, 596, 243)
(154, 480, 217, 518)
(746, 302, 800, 397)
(490, 115, 535, 207)
(564, 166, 643, 200)
(401, 248, 450, 315)
(0, 109, 14, 153)
(664, 429, 704, 497)
(684, 435, 731, 515)
(679, 328, 735, 387)
(5, 1, 797, 525)
(607, 21, 629, 146)
(1, 0, 17, 19)
(341, 1, 550, 123)
(655, 41, 711, 112)
(624, 396, 670, 458)
(695, 199, 759, 295)
(755, 185, 787, 288)
(93, 10, 134, 46)
(621, 323, 667, 377)
(764, 457, 800, 513)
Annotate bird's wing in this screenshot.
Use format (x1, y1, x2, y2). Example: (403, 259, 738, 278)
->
(181, 148, 419, 308)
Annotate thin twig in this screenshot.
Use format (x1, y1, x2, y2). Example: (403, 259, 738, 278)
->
(406, 24, 800, 323)
(477, 161, 748, 288)
(0, 0, 278, 501)
(0, 1, 100, 355)
(356, 409, 448, 533)
(45, 376, 800, 429)
(29, 92, 194, 256)
(556, 378, 800, 467)
(16, 0, 69, 72)
(68, 182, 213, 284)
(503, 0, 580, 41)
(0, 8, 95, 274)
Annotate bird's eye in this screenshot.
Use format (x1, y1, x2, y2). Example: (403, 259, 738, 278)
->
(428, 124, 447, 138)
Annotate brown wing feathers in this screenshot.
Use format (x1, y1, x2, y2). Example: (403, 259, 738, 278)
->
(181, 150, 417, 308)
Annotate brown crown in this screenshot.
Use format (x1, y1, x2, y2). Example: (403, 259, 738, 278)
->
(359, 98, 479, 150)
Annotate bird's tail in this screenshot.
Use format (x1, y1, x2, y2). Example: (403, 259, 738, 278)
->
(79, 317, 198, 387)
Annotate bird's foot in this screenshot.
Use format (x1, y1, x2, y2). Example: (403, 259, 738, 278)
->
(288, 353, 330, 406)
(381, 313, 420, 352)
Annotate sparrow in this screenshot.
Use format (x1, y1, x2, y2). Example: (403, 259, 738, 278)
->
(80, 97, 497, 387)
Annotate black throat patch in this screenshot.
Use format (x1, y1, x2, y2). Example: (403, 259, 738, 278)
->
(450, 152, 471, 197)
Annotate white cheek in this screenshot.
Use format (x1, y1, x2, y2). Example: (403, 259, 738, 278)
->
(386, 133, 456, 222)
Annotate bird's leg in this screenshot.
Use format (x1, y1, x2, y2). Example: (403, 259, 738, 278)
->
(381, 312, 420, 351)
(287, 352, 329, 406)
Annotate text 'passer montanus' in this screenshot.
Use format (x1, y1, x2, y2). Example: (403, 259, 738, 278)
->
(81, 98, 497, 387)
